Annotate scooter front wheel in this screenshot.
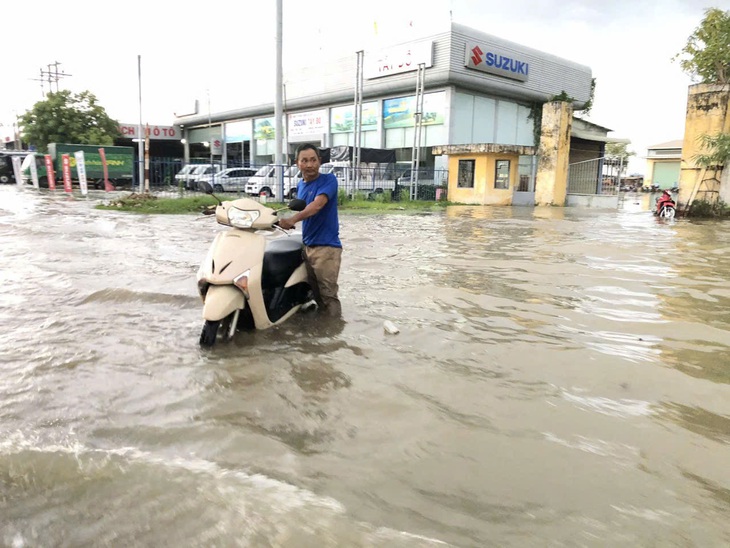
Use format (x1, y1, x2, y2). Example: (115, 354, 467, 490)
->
(199, 320, 220, 347)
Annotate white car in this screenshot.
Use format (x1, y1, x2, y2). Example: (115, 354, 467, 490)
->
(196, 167, 258, 192)
(174, 164, 222, 190)
(244, 164, 301, 199)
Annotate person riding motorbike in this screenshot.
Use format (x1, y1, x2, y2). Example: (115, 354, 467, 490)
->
(654, 190, 675, 216)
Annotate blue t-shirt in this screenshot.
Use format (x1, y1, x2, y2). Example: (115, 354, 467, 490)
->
(296, 172, 341, 248)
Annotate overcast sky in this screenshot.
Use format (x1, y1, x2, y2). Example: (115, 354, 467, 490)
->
(1, 0, 720, 174)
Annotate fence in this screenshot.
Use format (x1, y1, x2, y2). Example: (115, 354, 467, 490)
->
(127, 159, 449, 202)
(567, 157, 623, 196)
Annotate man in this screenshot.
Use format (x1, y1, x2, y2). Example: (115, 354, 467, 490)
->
(278, 143, 342, 317)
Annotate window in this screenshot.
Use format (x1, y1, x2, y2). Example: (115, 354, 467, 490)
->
(495, 159, 510, 189)
(457, 159, 475, 188)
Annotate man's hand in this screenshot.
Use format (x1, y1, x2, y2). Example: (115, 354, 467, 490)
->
(278, 217, 296, 230)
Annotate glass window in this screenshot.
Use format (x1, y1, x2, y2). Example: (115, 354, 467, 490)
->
(457, 159, 475, 188)
(495, 160, 510, 189)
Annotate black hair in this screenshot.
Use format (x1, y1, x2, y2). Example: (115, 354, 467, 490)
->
(295, 143, 320, 161)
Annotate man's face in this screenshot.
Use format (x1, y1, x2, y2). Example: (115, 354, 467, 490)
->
(297, 149, 320, 181)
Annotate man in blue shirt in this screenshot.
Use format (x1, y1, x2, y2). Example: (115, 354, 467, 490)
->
(279, 143, 342, 317)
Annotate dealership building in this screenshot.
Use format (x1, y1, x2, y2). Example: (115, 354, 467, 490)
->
(175, 22, 613, 205)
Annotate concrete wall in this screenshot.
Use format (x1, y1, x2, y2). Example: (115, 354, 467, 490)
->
(446, 152, 520, 205)
(566, 195, 619, 208)
(678, 84, 730, 208)
(535, 101, 573, 206)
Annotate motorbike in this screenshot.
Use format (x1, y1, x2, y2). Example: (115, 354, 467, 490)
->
(196, 181, 312, 347)
(654, 192, 677, 220)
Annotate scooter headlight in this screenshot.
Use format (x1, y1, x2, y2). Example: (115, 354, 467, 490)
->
(227, 207, 260, 228)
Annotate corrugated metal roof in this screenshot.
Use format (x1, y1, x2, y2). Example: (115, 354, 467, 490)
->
(648, 140, 683, 150)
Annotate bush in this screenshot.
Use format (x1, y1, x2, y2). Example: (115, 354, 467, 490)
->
(687, 200, 730, 218)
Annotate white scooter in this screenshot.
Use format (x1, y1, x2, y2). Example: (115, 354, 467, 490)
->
(196, 181, 312, 347)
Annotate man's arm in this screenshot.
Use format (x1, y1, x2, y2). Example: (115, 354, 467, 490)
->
(279, 194, 328, 229)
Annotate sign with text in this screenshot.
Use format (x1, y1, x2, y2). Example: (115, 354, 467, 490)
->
(11, 156, 23, 186)
(98, 148, 114, 191)
(61, 154, 73, 193)
(44, 155, 56, 190)
(364, 41, 433, 80)
(382, 91, 445, 129)
(119, 124, 179, 140)
(254, 117, 275, 141)
(331, 102, 378, 133)
(74, 151, 88, 195)
(288, 109, 328, 137)
(465, 43, 529, 82)
(27, 154, 39, 189)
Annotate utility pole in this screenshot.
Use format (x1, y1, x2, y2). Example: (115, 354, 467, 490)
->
(137, 55, 144, 193)
(274, 0, 284, 199)
(30, 61, 72, 97)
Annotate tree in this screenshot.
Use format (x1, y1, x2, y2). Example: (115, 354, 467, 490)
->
(673, 7, 730, 84)
(604, 142, 635, 173)
(19, 90, 120, 152)
(694, 132, 730, 167)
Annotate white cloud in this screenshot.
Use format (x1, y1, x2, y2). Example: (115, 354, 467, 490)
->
(0, 0, 715, 174)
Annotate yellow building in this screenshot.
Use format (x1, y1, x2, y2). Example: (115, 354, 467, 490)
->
(645, 140, 682, 189)
(432, 144, 536, 205)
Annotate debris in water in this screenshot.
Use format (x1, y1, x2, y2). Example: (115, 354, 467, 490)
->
(383, 320, 400, 334)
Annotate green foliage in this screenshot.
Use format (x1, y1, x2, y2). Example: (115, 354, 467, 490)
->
(605, 143, 634, 159)
(97, 194, 453, 214)
(693, 132, 730, 167)
(528, 79, 596, 147)
(687, 199, 730, 218)
(673, 8, 730, 84)
(19, 90, 121, 153)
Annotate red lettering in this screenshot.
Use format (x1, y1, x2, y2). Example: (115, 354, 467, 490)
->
(153, 127, 160, 136)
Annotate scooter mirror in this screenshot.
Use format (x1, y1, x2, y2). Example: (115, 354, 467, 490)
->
(289, 198, 306, 211)
(198, 181, 214, 195)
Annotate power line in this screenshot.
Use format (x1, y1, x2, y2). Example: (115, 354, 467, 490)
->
(29, 61, 72, 97)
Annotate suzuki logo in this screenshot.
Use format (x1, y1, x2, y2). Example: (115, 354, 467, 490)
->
(470, 46, 484, 65)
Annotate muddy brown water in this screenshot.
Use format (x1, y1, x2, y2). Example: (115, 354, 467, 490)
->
(1, 187, 729, 547)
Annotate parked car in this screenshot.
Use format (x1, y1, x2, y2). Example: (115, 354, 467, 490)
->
(0, 151, 29, 184)
(244, 164, 300, 199)
(174, 164, 222, 190)
(197, 167, 258, 192)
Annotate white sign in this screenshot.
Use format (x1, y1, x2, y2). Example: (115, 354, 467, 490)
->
(74, 151, 88, 196)
(11, 156, 23, 186)
(211, 138, 223, 155)
(27, 154, 39, 189)
(119, 124, 179, 140)
(364, 41, 433, 80)
(287, 110, 328, 137)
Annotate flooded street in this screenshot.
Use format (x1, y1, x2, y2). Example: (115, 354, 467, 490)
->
(1, 186, 729, 547)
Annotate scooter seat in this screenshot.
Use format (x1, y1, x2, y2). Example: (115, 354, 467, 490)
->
(262, 235, 304, 289)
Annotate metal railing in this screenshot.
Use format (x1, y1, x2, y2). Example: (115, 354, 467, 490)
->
(567, 157, 623, 196)
(126, 160, 449, 202)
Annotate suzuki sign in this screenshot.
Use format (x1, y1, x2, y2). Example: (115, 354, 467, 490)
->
(465, 43, 529, 82)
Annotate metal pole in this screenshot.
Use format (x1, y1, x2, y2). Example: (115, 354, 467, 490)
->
(208, 89, 213, 190)
(137, 55, 144, 193)
(275, 0, 284, 200)
(353, 50, 363, 199)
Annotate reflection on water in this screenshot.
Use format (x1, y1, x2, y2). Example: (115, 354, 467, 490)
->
(1, 187, 729, 546)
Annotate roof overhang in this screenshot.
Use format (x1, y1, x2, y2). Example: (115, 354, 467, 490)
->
(571, 128, 630, 144)
(432, 143, 537, 155)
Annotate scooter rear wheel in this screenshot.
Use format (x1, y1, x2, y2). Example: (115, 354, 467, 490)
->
(199, 320, 220, 347)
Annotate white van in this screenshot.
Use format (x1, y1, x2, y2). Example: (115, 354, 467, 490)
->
(175, 164, 222, 190)
(244, 164, 301, 199)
